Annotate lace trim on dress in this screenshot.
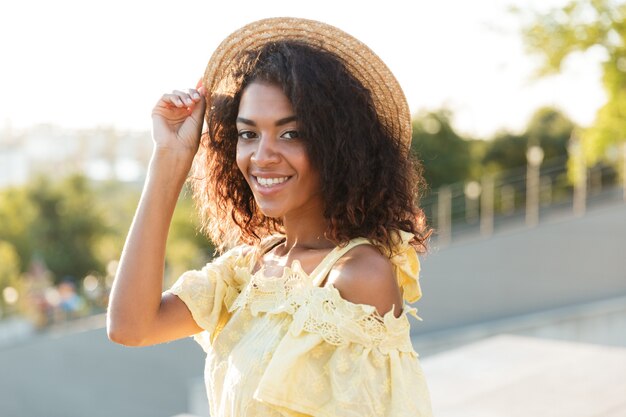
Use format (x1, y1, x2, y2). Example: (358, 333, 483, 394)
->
(165, 245, 256, 346)
(229, 260, 420, 354)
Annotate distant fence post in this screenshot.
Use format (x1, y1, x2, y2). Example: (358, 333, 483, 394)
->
(526, 146, 544, 227)
(623, 142, 626, 203)
(464, 181, 481, 224)
(481, 175, 494, 237)
(573, 158, 587, 217)
(569, 133, 587, 216)
(437, 186, 451, 247)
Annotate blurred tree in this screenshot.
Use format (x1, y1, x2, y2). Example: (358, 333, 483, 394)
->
(168, 187, 213, 251)
(411, 109, 475, 190)
(0, 187, 37, 271)
(0, 173, 215, 322)
(521, 0, 626, 166)
(89, 179, 214, 285)
(0, 240, 21, 316)
(165, 187, 214, 284)
(483, 107, 575, 173)
(526, 107, 576, 159)
(26, 174, 110, 284)
(482, 132, 528, 174)
(0, 241, 20, 287)
(411, 107, 574, 194)
(90, 179, 142, 267)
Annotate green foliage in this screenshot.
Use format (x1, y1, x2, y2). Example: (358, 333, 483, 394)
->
(483, 107, 575, 173)
(412, 107, 575, 191)
(82, 179, 213, 284)
(25, 174, 110, 283)
(89, 180, 142, 265)
(0, 174, 214, 291)
(521, 0, 626, 165)
(0, 175, 123, 284)
(165, 186, 214, 285)
(411, 110, 475, 190)
(0, 241, 21, 317)
(482, 132, 528, 173)
(0, 188, 37, 271)
(0, 241, 20, 289)
(526, 107, 576, 156)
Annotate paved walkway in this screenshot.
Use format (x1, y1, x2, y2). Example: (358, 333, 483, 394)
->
(421, 334, 626, 417)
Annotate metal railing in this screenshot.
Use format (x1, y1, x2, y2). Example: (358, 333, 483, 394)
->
(421, 144, 626, 247)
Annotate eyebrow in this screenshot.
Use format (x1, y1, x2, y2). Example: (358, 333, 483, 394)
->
(236, 115, 297, 127)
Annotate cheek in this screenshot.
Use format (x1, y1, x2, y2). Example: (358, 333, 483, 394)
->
(310, 170, 322, 192)
(235, 144, 248, 176)
(298, 158, 321, 189)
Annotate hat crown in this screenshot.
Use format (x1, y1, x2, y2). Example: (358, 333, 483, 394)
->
(204, 17, 412, 148)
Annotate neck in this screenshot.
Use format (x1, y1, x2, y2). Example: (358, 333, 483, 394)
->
(280, 202, 334, 251)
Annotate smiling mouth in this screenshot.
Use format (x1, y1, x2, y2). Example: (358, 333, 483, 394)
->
(253, 176, 292, 188)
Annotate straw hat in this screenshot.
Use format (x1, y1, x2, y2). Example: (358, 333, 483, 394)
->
(202, 17, 412, 148)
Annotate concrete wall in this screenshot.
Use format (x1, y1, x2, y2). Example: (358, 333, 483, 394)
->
(412, 201, 626, 337)
(413, 294, 626, 356)
(0, 317, 204, 417)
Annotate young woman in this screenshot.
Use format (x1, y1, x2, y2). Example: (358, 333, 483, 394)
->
(107, 17, 432, 417)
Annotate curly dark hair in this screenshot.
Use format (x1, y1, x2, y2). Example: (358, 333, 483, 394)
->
(190, 41, 430, 254)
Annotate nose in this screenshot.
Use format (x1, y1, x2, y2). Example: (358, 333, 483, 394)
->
(251, 135, 280, 166)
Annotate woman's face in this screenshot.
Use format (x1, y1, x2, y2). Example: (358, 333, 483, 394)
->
(236, 82, 323, 220)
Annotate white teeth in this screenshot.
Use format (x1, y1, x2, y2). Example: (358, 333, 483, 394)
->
(256, 176, 289, 187)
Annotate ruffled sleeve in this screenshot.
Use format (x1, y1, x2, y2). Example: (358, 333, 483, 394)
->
(164, 245, 253, 348)
(252, 285, 433, 417)
(387, 229, 422, 303)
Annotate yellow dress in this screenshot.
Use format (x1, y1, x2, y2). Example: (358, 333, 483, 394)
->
(164, 231, 433, 417)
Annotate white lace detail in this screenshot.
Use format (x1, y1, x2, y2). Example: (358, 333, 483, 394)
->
(229, 261, 419, 354)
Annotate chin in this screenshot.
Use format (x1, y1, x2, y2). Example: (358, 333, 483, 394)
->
(256, 206, 285, 219)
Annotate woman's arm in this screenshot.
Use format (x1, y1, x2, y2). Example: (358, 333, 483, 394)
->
(106, 88, 206, 346)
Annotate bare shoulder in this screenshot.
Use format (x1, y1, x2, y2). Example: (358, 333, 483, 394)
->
(327, 244, 403, 318)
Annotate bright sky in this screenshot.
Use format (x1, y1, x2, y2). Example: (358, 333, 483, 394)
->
(0, 0, 606, 138)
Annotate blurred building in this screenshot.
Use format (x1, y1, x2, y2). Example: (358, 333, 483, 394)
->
(0, 123, 152, 187)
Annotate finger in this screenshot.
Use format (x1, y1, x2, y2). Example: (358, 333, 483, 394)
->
(190, 95, 206, 117)
(171, 90, 195, 107)
(161, 93, 185, 108)
(186, 88, 202, 102)
(189, 91, 207, 126)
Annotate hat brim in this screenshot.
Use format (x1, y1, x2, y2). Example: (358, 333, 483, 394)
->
(203, 17, 411, 148)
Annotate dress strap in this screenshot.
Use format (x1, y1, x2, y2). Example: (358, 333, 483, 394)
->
(260, 235, 286, 255)
(309, 238, 373, 287)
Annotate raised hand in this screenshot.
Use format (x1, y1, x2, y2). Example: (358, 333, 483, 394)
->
(151, 87, 207, 158)
(108, 86, 209, 347)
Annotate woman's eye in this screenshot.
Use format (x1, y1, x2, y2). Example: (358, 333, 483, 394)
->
(282, 130, 300, 139)
(238, 131, 257, 140)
